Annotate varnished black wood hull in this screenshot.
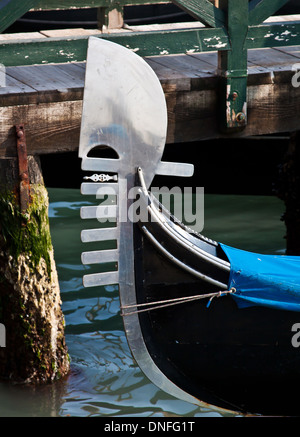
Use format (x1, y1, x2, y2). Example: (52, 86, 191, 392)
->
(132, 217, 300, 416)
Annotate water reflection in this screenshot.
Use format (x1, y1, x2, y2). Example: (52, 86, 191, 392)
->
(0, 378, 68, 417)
(85, 296, 120, 322)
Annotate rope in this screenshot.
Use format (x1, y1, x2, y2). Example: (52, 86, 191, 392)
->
(120, 288, 236, 316)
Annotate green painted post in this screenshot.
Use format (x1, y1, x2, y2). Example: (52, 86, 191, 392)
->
(218, 0, 248, 131)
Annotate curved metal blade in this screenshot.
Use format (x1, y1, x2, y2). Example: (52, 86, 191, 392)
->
(79, 37, 168, 189)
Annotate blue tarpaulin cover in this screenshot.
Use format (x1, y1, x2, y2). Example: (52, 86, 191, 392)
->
(220, 243, 300, 312)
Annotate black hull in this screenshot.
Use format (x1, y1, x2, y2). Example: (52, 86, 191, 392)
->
(131, 199, 300, 416)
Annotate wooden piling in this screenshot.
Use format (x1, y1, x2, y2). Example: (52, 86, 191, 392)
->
(0, 155, 69, 383)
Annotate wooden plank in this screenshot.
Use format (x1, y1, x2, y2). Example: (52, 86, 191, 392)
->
(127, 21, 205, 32)
(147, 53, 216, 78)
(248, 47, 300, 68)
(147, 53, 218, 92)
(5, 63, 85, 92)
(0, 32, 47, 41)
(146, 58, 192, 92)
(39, 28, 102, 37)
(33, 0, 169, 9)
(187, 51, 217, 67)
(34, 0, 107, 7)
(189, 47, 300, 83)
(0, 63, 85, 106)
(265, 14, 300, 23)
(246, 82, 300, 135)
(245, 47, 300, 85)
(0, 74, 36, 96)
(0, 100, 83, 157)
(187, 47, 300, 86)
(164, 88, 218, 143)
(274, 45, 300, 59)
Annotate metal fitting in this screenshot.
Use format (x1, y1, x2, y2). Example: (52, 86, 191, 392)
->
(236, 112, 246, 123)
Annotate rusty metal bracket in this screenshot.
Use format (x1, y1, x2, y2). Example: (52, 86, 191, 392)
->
(15, 124, 31, 213)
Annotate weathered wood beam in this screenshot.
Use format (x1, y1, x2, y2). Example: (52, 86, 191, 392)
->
(34, 0, 169, 9)
(0, 100, 83, 157)
(0, 0, 41, 34)
(248, 0, 290, 26)
(171, 0, 225, 28)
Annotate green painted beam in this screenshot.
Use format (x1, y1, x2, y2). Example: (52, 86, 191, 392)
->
(0, 37, 88, 66)
(1, 19, 300, 67)
(248, 0, 289, 26)
(246, 21, 300, 49)
(0, 0, 41, 33)
(104, 26, 229, 54)
(171, 0, 225, 28)
(0, 27, 229, 66)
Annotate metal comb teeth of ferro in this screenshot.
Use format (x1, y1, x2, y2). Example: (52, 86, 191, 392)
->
(80, 164, 120, 289)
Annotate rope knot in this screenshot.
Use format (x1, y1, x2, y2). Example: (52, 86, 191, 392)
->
(206, 287, 236, 308)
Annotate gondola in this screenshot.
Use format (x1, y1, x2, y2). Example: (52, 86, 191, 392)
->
(131, 168, 300, 416)
(78, 37, 300, 416)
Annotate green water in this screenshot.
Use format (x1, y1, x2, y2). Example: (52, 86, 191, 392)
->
(0, 189, 286, 417)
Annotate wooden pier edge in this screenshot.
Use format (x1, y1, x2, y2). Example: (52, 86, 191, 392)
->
(1, 43, 300, 157)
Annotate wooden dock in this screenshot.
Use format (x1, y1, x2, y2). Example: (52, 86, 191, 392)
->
(1, 19, 300, 157)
